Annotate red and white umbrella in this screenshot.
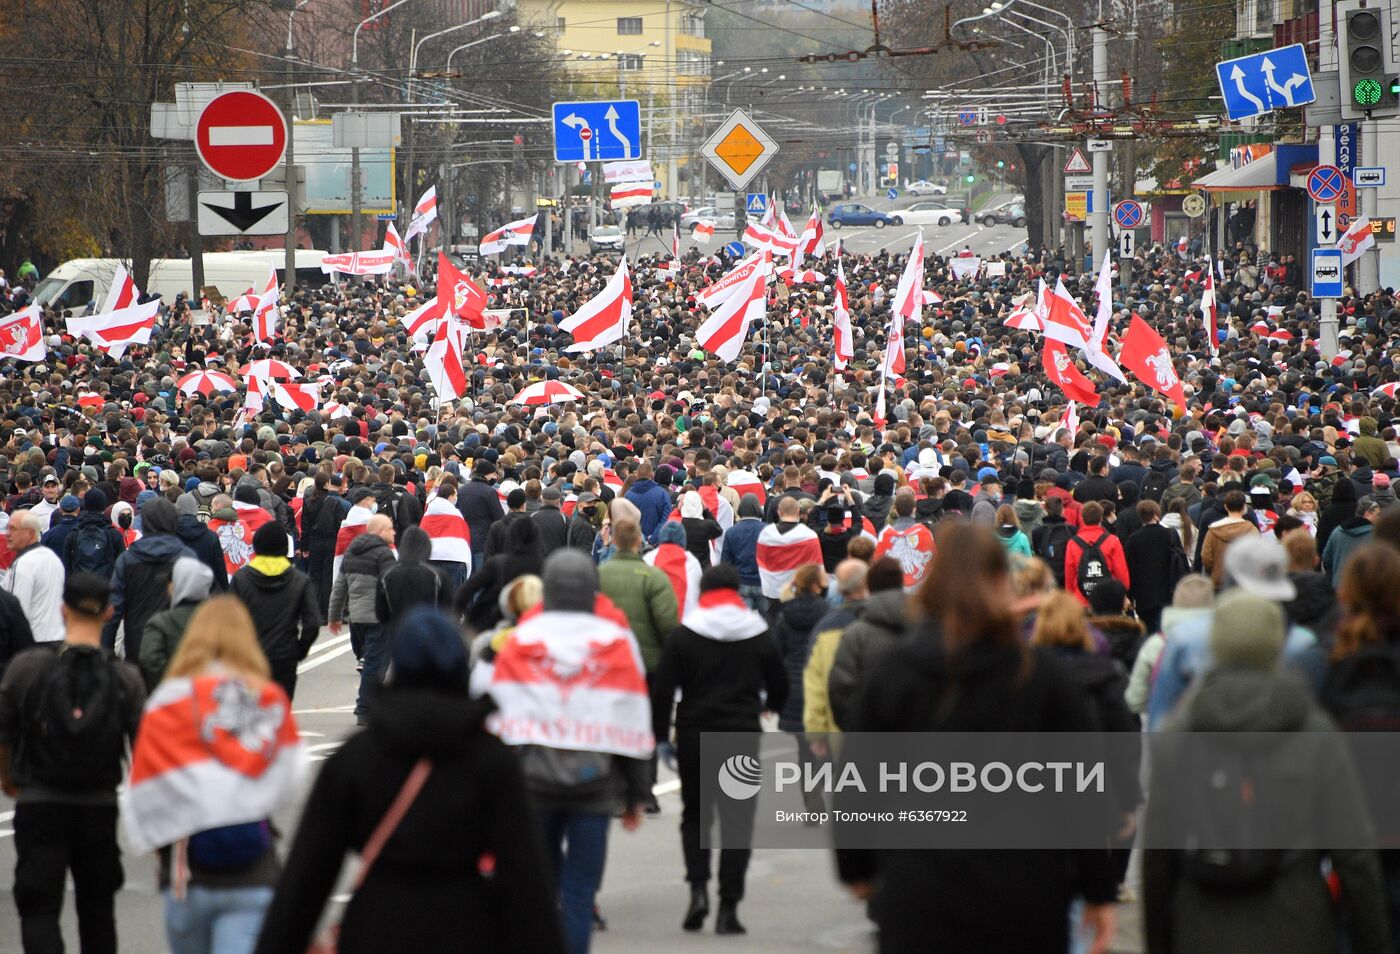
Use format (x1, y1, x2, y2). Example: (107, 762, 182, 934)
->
(1373, 383, 1400, 399)
(176, 370, 238, 396)
(226, 289, 258, 313)
(239, 358, 301, 380)
(511, 380, 586, 406)
(1266, 330, 1294, 343)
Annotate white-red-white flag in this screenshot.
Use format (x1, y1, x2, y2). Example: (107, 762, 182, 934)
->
(755, 522, 823, 598)
(833, 246, 853, 370)
(610, 182, 653, 208)
(1338, 218, 1376, 266)
(383, 222, 410, 265)
(421, 495, 472, 569)
(320, 251, 396, 275)
(423, 317, 469, 401)
(1084, 254, 1127, 382)
(0, 305, 46, 363)
(696, 251, 770, 361)
(1043, 276, 1094, 350)
(402, 186, 438, 242)
(479, 214, 538, 255)
(697, 251, 765, 309)
(1201, 255, 1219, 356)
(560, 256, 633, 352)
(251, 265, 280, 344)
(797, 203, 826, 263)
(68, 267, 159, 360)
(271, 381, 321, 412)
(691, 220, 716, 243)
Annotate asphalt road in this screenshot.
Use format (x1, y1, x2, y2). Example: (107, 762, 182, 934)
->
(0, 622, 1146, 953)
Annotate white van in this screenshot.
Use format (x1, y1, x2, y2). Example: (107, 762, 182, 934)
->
(32, 250, 332, 312)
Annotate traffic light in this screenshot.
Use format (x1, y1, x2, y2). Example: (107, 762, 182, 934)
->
(964, 173, 975, 183)
(1341, 5, 1397, 116)
(996, 160, 1005, 169)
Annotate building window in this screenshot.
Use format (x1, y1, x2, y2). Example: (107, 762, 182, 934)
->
(618, 54, 644, 70)
(681, 14, 705, 37)
(554, 16, 565, 34)
(617, 16, 643, 34)
(1254, 0, 1273, 33)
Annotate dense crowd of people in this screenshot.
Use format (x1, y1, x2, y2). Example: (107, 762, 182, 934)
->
(1, 227, 1400, 954)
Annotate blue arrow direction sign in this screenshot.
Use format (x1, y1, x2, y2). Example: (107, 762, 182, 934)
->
(1214, 43, 1316, 122)
(551, 100, 642, 163)
(887, 187, 899, 200)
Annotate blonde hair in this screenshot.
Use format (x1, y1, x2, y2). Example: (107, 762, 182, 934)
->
(1009, 555, 1055, 597)
(1030, 591, 1094, 651)
(165, 595, 271, 683)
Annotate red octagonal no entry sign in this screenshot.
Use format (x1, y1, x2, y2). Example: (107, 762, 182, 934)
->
(195, 90, 288, 182)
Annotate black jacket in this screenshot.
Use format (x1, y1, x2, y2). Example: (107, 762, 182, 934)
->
(483, 511, 528, 561)
(529, 505, 569, 553)
(1073, 474, 1119, 504)
(839, 635, 1118, 952)
(652, 614, 787, 738)
(175, 513, 229, 592)
(681, 516, 723, 568)
(231, 562, 323, 662)
(301, 492, 348, 548)
(376, 533, 450, 633)
(771, 593, 831, 732)
(454, 549, 544, 633)
(0, 588, 34, 680)
(252, 689, 565, 954)
(566, 511, 597, 552)
(57, 511, 126, 575)
(1124, 523, 1181, 612)
(457, 478, 504, 553)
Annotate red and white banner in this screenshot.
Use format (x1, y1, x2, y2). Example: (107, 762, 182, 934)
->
(421, 495, 472, 568)
(873, 523, 937, 592)
(1120, 314, 1186, 411)
(610, 182, 653, 208)
(0, 305, 46, 363)
(401, 295, 441, 340)
(488, 611, 654, 757)
(833, 249, 853, 370)
(479, 214, 538, 255)
(1338, 217, 1376, 267)
(66, 266, 159, 359)
(560, 256, 632, 353)
(645, 541, 701, 616)
(603, 159, 652, 184)
(424, 317, 469, 401)
(742, 221, 798, 257)
(697, 252, 764, 309)
(1084, 253, 1127, 382)
(797, 204, 826, 263)
(383, 222, 410, 265)
(1042, 337, 1100, 407)
(320, 251, 395, 275)
(1043, 276, 1094, 350)
(251, 266, 279, 344)
(756, 522, 823, 598)
(727, 469, 767, 505)
(691, 220, 716, 243)
(402, 186, 437, 243)
(696, 251, 769, 361)
(271, 381, 320, 413)
(121, 674, 304, 856)
(1201, 255, 1219, 356)
(437, 251, 489, 327)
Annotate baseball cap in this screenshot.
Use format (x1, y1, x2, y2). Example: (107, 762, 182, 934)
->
(41, 473, 59, 486)
(59, 495, 81, 512)
(1222, 534, 1296, 601)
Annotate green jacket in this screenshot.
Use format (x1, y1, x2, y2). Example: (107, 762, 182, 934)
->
(139, 602, 199, 689)
(598, 551, 678, 672)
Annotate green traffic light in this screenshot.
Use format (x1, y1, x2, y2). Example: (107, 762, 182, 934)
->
(1355, 77, 1383, 106)
(964, 174, 975, 183)
(996, 160, 1005, 168)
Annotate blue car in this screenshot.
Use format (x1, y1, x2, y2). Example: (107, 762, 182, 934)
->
(826, 203, 896, 229)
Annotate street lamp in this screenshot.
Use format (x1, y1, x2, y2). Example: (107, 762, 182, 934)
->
(410, 10, 502, 80)
(280, 0, 312, 292)
(446, 31, 514, 73)
(350, 0, 422, 250)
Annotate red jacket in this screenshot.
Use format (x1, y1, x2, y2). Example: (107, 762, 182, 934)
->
(1044, 486, 1082, 529)
(1063, 525, 1130, 606)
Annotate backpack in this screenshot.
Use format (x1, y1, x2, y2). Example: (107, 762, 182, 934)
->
(1167, 538, 1191, 591)
(188, 820, 273, 871)
(193, 485, 219, 525)
(1073, 533, 1110, 600)
(1322, 647, 1400, 733)
(65, 522, 117, 578)
(1178, 745, 1293, 889)
(517, 745, 615, 800)
(378, 486, 413, 539)
(1039, 522, 1077, 585)
(27, 645, 127, 790)
(1142, 469, 1169, 504)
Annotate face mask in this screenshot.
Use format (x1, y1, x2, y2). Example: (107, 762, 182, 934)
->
(118, 512, 133, 529)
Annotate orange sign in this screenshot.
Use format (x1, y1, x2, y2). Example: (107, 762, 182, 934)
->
(713, 124, 764, 176)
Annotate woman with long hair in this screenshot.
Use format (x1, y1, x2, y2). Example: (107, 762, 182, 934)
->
(836, 522, 1119, 953)
(1287, 490, 1320, 536)
(1161, 497, 1195, 565)
(995, 503, 1032, 556)
(122, 596, 303, 954)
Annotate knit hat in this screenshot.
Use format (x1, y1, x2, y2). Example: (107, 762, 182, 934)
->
(252, 521, 288, 557)
(234, 483, 261, 505)
(83, 488, 108, 512)
(389, 607, 469, 691)
(1210, 589, 1285, 670)
(656, 520, 687, 547)
(542, 550, 597, 612)
(175, 494, 198, 517)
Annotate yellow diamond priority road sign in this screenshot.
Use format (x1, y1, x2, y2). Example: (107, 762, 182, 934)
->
(702, 108, 779, 190)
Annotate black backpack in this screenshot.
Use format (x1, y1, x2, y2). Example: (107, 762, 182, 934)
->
(1178, 745, 1293, 889)
(1039, 522, 1077, 585)
(1142, 469, 1170, 504)
(1073, 533, 1110, 600)
(64, 522, 117, 578)
(378, 486, 413, 538)
(27, 645, 127, 790)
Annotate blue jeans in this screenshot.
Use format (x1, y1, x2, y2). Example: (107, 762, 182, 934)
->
(538, 810, 610, 954)
(353, 622, 387, 719)
(164, 886, 274, 954)
(738, 584, 768, 617)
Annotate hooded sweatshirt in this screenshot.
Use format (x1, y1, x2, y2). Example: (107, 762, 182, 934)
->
(174, 499, 228, 591)
(103, 498, 194, 658)
(138, 556, 214, 687)
(651, 588, 787, 737)
(718, 494, 764, 586)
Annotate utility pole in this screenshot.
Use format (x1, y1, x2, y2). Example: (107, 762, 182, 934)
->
(1090, 20, 1109, 273)
(283, 19, 298, 294)
(1357, 116, 1380, 294)
(350, 68, 362, 250)
(1318, 125, 1339, 358)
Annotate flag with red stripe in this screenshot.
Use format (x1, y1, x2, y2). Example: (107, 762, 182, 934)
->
(696, 251, 769, 361)
(755, 522, 822, 598)
(645, 542, 701, 616)
(560, 256, 632, 352)
(0, 305, 46, 363)
(873, 523, 937, 592)
(421, 495, 472, 569)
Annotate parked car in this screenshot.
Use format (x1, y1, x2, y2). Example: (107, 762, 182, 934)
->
(976, 199, 1027, 227)
(589, 225, 625, 254)
(651, 200, 687, 225)
(826, 203, 897, 229)
(891, 202, 965, 227)
(681, 206, 735, 229)
(905, 179, 948, 196)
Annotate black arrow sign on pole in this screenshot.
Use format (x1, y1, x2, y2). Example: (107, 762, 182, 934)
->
(1320, 208, 1333, 242)
(204, 191, 283, 233)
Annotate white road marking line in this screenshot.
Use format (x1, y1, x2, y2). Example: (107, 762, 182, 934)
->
(298, 730, 325, 738)
(306, 742, 345, 753)
(209, 125, 274, 147)
(292, 704, 357, 715)
(0, 830, 11, 839)
(652, 780, 681, 797)
(297, 640, 356, 674)
(303, 633, 352, 658)
(0, 810, 13, 823)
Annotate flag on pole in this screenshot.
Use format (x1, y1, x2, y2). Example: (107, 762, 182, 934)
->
(697, 251, 765, 309)
(402, 186, 438, 242)
(424, 317, 469, 401)
(797, 204, 826, 262)
(271, 381, 321, 413)
(1043, 277, 1094, 350)
(691, 220, 716, 243)
(1338, 217, 1376, 267)
(696, 251, 769, 361)
(383, 223, 411, 265)
(1060, 400, 1080, 438)
(0, 305, 46, 363)
(478, 214, 538, 255)
(1201, 255, 1219, 356)
(1042, 337, 1100, 407)
(1119, 314, 1187, 411)
(832, 245, 853, 370)
(610, 182, 653, 208)
(251, 266, 280, 344)
(1083, 254, 1127, 382)
(559, 256, 633, 352)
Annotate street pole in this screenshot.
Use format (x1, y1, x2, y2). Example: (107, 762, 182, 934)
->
(284, 26, 298, 294)
(181, 23, 204, 300)
(1090, 23, 1109, 273)
(1318, 124, 1339, 359)
(1357, 117, 1380, 294)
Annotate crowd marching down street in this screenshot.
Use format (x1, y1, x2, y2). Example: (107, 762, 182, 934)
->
(3, 186, 1400, 954)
